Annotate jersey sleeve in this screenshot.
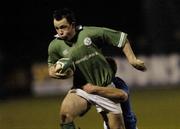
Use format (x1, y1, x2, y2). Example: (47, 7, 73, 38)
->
(48, 40, 60, 67)
(102, 27, 128, 48)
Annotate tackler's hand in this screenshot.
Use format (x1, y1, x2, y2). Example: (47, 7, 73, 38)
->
(82, 83, 96, 94)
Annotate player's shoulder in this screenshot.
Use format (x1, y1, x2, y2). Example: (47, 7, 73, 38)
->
(83, 26, 119, 34)
(82, 25, 121, 32)
(50, 37, 63, 44)
(83, 26, 104, 31)
(81, 26, 106, 35)
(48, 38, 63, 51)
(49, 38, 63, 46)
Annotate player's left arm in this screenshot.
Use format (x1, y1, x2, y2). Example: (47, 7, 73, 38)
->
(100, 28, 147, 71)
(122, 39, 147, 71)
(82, 83, 128, 102)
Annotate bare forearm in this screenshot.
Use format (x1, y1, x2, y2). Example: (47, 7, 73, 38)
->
(83, 84, 128, 102)
(94, 87, 128, 101)
(122, 39, 147, 71)
(122, 39, 136, 63)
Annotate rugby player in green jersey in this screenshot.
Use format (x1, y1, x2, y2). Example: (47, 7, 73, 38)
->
(48, 8, 146, 129)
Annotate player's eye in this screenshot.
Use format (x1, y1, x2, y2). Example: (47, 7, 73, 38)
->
(55, 25, 68, 31)
(60, 25, 67, 29)
(55, 27, 59, 30)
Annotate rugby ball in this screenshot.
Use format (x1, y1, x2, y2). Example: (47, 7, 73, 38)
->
(56, 58, 75, 77)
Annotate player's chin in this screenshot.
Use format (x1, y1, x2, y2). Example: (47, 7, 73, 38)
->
(60, 36, 69, 40)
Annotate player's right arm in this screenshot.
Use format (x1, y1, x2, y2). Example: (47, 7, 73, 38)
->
(48, 40, 71, 79)
(48, 60, 74, 79)
(48, 40, 61, 79)
(48, 64, 62, 79)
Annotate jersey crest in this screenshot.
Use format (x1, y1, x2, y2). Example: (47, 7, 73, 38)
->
(83, 37, 92, 46)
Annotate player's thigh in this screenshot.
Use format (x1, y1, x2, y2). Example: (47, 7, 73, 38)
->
(106, 112, 125, 129)
(60, 92, 89, 118)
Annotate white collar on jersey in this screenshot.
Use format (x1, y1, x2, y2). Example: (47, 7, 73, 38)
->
(54, 25, 83, 38)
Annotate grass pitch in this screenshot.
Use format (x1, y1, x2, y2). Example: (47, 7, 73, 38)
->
(0, 87, 180, 129)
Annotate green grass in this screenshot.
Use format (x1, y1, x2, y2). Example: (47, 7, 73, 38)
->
(131, 87, 180, 129)
(0, 87, 180, 129)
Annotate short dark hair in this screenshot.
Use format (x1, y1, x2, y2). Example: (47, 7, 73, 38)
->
(53, 8, 76, 24)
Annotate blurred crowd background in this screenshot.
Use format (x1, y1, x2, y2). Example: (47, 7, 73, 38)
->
(0, 0, 180, 98)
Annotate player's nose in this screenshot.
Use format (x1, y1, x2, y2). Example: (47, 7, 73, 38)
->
(58, 30, 63, 36)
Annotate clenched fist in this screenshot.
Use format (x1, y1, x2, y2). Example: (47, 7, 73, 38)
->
(130, 59, 147, 71)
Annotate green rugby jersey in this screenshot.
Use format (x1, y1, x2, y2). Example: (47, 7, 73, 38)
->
(48, 26, 127, 87)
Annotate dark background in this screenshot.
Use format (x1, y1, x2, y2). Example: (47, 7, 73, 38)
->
(0, 0, 180, 98)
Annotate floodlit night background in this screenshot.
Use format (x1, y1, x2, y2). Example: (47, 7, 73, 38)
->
(0, 0, 180, 129)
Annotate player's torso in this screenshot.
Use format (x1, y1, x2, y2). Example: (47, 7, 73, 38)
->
(54, 27, 114, 86)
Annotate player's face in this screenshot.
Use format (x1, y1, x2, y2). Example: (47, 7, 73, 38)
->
(54, 18, 76, 41)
